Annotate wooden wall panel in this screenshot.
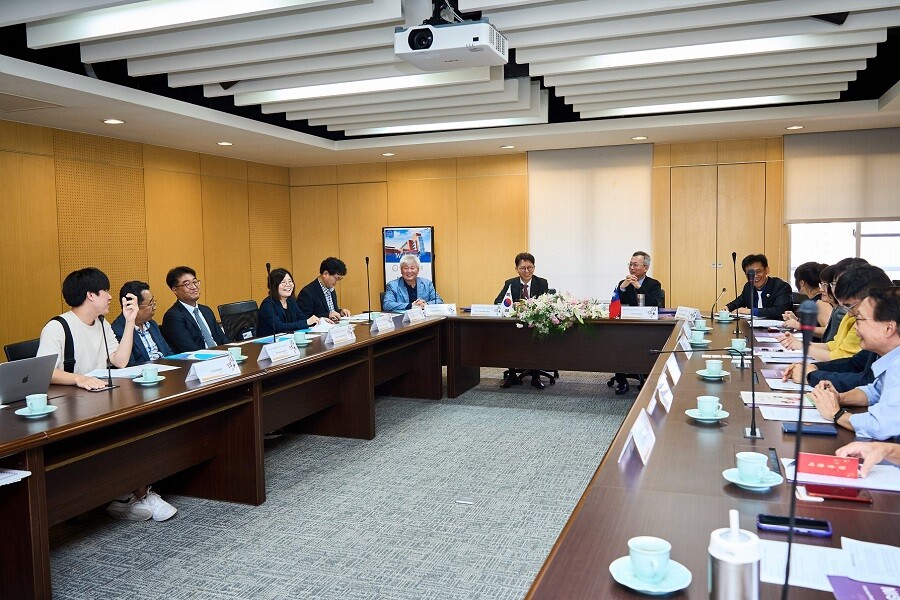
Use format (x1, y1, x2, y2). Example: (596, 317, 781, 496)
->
(0, 152, 61, 350)
(652, 143, 671, 168)
(337, 162, 386, 184)
(717, 139, 767, 164)
(54, 130, 141, 167)
(249, 182, 292, 301)
(0, 120, 53, 155)
(201, 176, 250, 312)
(248, 162, 289, 185)
(671, 142, 717, 166)
(291, 165, 337, 186)
(386, 158, 457, 180)
(387, 178, 459, 303)
(144, 169, 204, 302)
(457, 153, 527, 177)
(651, 167, 672, 298)
(717, 163, 767, 289)
(290, 186, 340, 286)
(337, 183, 388, 312)
(457, 174, 527, 306)
(669, 166, 717, 309)
(765, 161, 786, 278)
(143, 144, 200, 174)
(201, 154, 247, 180)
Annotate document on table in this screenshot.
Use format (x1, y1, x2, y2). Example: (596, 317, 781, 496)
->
(782, 458, 900, 492)
(0, 468, 31, 487)
(759, 350, 810, 364)
(86, 364, 181, 378)
(741, 391, 811, 407)
(751, 319, 785, 328)
(765, 377, 802, 392)
(165, 350, 231, 361)
(759, 405, 829, 423)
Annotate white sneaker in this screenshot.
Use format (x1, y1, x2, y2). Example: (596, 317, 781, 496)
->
(106, 494, 153, 521)
(138, 488, 177, 522)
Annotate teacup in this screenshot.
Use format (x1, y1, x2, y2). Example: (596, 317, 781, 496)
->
(628, 536, 671, 584)
(705, 359, 723, 376)
(731, 338, 747, 352)
(690, 330, 706, 343)
(697, 395, 722, 417)
(736, 451, 770, 483)
(141, 365, 159, 381)
(228, 347, 242, 359)
(293, 331, 307, 344)
(25, 393, 48, 412)
(717, 309, 731, 320)
(370, 311, 381, 319)
(694, 318, 707, 329)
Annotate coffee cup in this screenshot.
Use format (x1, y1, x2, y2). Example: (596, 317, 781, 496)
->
(736, 451, 770, 483)
(628, 536, 671, 584)
(25, 393, 48, 412)
(141, 365, 159, 381)
(731, 338, 747, 352)
(691, 330, 706, 343)
(293, 331, 307, 344)
(717, 309, 731, 320)
(705, 359, 723, 376)
(694, 318, 707, 329)
(228, 347, 242, 359)
(370, 311, 381, 319)
(697, 395, 722, 417)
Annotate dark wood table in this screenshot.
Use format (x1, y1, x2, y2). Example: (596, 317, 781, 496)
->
(527, 318, 900, 599)
(0, 316, 443, 599)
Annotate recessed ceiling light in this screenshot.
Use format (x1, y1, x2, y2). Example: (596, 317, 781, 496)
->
(786, 125, 804, 130)
(382, 152, 395, 157)
(217, 141, 233, 146)
(102, 118, 124, 125)
(500, 145, 515, 149)
(631, 136, 648, 141)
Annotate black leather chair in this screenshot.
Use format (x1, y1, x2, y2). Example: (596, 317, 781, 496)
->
(502, 289, 558, 390)
(610, 288, 667, 393)
(4, 338, 40, 362)
(218, 300, 258, 342)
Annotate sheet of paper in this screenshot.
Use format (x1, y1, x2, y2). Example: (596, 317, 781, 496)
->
(765, 377, 802, 392)
(782, 459, 900, 493)
(759, 539, 847, 591)
(752, 319, 784, 328)
(86, 364, 181, 378)
(165, 350, 230, 361)
(741, 391, 812, 407)
(841, 538, 900, 586)
(0, 468, 31, 486)
(829, 576, 899, 600)
(759, 405, 830, 423)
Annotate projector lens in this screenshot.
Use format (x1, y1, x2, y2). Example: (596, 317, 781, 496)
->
(408, 28, 433, 50)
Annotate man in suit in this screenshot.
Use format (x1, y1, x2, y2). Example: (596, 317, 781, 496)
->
(111, 280, 173, 366)
(726, 253, 792, 319)
(160, 266, 226, 353)
(494, 252, 549, 304)
(610, 251, 664, 395)
(298, 257, 352, 322)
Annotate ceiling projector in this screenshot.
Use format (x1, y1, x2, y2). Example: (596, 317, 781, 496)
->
(394, 19, 508, 71)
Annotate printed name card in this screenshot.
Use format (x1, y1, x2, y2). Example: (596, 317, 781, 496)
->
(325, 324, 356, 345)
(682, 320, 692, 339)
(186, 355, 241, 384)
(258, 340, 301, 363)
(370, 314, 396, 333)
(675, 306, 701, 321)
(470, 304, 502, 317)
(424, 303, 457, 316)
(621, 306, 658, 320)
(403, 308, 426, 323)
(618, 409, 657, 465)
(665, 354, 681, 385)
(656, 377, 674, 413)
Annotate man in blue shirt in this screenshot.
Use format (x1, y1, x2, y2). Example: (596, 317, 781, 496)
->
(382, 254, 443, 312)
(809, 286, 900, 440)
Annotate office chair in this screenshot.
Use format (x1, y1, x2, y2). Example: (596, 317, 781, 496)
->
(502, 289, 559, 390)
(218, 300, 258, 342)
(4, 338, 40, 362)
(609, 288, 666, 394)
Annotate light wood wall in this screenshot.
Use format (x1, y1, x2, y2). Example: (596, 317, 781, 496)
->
(290, 154, 528, 311)
(652, 138, 786, 309)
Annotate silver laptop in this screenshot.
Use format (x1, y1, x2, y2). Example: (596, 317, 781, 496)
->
(0, 354, 57, 405)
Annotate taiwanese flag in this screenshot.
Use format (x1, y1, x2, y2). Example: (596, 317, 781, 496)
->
(609, 286, 621, 319)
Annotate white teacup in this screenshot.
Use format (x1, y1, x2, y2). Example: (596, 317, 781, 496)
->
(293, 331, 307, 344)
(25, 393, 48, 412)
(731, 338, 747, 352)
(690, 330, 706, 343)
(141, 365, 159, 381)
(736, 452, 770, 483)
(628, 536, 671, 584)
(228, 347, 242, 359)
(697, 395, 722, 417)
(705, 360, 723, 376)
(694, 318, 707, 329)
(717, 309, 731, 320)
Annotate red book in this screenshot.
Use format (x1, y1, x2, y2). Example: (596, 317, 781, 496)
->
(797, 452, 858, 479)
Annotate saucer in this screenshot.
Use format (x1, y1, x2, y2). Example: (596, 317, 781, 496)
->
(15, 405, 58, 418)
(685, 408, 730, 423)
(714, 317, 735, 323)
(609, 556, 692, 595)
(134, 375, 166, 386)
(723, 467, 784, 491)
(689, 339, 711, 346)
(696, 369, 729, 380)
(691, 326, 713, 332)
(295, 340, 311, 347)
(231, 355, 248, 363)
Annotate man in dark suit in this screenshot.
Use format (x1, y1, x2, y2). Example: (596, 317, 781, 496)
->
(726, 253, 793, 320)
(497, 253, 553, 389)
(111, 280, 173, 365)
(611, 251, 664, 395)
(160, 266, 226, 353)
(298, 257, 352, 322)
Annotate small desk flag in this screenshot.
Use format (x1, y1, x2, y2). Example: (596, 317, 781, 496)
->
(501, 285, 514, 316)
(610, 286, 622, 319)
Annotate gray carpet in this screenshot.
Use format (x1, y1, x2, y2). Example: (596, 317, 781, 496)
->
(50, 368, 634, 599)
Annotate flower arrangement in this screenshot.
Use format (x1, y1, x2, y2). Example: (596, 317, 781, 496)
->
(513, 291, 608, 339)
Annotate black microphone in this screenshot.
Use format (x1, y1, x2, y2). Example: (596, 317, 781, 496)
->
(365, 256, 372, 324)
(798, 298, 818, 350)
(710, 287, 727, 319)
(649, 345, 747, 369)
(732, 252, 740, 335)
(95, 315, 118, 392)
(744, 267, 762, 439)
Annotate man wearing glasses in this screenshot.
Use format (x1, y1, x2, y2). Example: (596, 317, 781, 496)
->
(298, 257, 352, 323)
(161, 266, 226, 353)
(725, 253, 792, 319)
(111, 280, 173, 365)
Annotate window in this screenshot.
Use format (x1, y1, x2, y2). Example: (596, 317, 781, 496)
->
(789, 220, 900, 287)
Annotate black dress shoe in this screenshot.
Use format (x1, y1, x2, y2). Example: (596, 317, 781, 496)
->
(501, 377, 522, 389)
(607, 376, 616, 387)
(614, 381, 630, 395)
(531, 376, 546, 389)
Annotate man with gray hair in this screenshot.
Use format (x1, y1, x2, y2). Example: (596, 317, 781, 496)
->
(382, 254, 443, 312)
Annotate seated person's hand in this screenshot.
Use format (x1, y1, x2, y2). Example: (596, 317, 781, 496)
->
(809, 381, 840, 419)
(307, 315, 320, 326)
(340, 308, 352, 317)
(328, 310, 341, 321)
(836, 442, 889, 478)
(412, 299, 427, 308)
(74, 374, 109, 391)
(777, 333, 799, 350)
(783, 310, 797, 321)
(781, 362, 817, 383)
(737, 307, 751, 315)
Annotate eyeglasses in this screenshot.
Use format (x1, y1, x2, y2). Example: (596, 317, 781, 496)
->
(139, 299, 157, 308)
(628, 262, 645, 268)
(174, 279, 201, 289)
(517, 265, 535, 272)
(839, 298, 862, 312)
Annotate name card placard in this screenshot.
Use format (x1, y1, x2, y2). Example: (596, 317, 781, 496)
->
(370, 314, 396, 333)
(675, 306, 701, 321)
(424, 303, 457, 316)
(617, 409, 657, 465)
(470, 304, 502, 317)
(656, 377, 674, 413)
(678, 336, 694, 355)
(403, 308, 426, 323)
(186, 355, 240, 384)
(665, 354, 681, 385)
(682, 320, 693, 339)
(621, 306, 658, 320)
(258, 340, 301, 363)
(325, 324, 356, 345)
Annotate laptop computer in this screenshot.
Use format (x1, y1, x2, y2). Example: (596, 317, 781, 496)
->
(0, 354, 57, 406)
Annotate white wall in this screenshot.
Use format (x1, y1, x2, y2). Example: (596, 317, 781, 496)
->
(527, 145, 653, 299)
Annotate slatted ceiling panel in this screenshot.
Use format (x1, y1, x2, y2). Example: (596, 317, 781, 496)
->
(290, 185, 340, 284)
(248, 162, 289, 185)
(291, 165, 337, 186)
(0, 120, 54, 155)
(337, 182, 387, 312)
(143, 144, 201, 174)
(0, 152, 62, 352)
(201, 176, 251, 311)
(249, 182, 292, 301)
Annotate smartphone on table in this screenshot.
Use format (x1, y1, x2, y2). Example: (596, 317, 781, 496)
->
(756, 514, 833, 537)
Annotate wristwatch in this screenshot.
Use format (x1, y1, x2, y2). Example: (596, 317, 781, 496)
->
(832, 408, 848, 424)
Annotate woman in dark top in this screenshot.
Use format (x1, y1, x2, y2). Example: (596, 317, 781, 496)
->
(257, 268, 320, 336)
(782, 261, 832, 340)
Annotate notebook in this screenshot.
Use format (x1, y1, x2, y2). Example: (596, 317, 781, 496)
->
(0, 354, 57, 405)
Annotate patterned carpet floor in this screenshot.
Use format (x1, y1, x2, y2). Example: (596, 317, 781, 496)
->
(49, 368, 634, 599)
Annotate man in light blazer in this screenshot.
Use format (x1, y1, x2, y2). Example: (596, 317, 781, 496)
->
(111, 280, 173, 365)
(160, 266, 226, 353)
(297, 257, 352, 323)
(382, 254, 443, 312)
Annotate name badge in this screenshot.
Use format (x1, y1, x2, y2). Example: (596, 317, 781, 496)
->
(621, 306, 658, 320)
(678, 335, 693, 355)
(370, 314, 396, 333)
(403, 308, 426, 323)
(656, 377, 674, 413)
(470, 304, 502, 317)
(325, 324, 356, 344)
(424, 303, 457, 316)
(186, 355, 240, 384)
(258, 339, 301, 363)
(665, 354, 681, 385)
(617, 409, 656, 465)
(675, 306, 701, 321)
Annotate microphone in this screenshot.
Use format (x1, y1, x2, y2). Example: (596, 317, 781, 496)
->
(744, 267, 762, 439)
(710, 287, 727, 319)
(95, 315, 118, 392)
(365, 256, 372, 324)
(798, 298, 818, 350)
(732, 252, 740, 336)
(649, 345, 747, 369)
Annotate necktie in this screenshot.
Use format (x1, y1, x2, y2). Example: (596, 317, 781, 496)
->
(522, 283, 529, 299)
(194, 307, 216, 348)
